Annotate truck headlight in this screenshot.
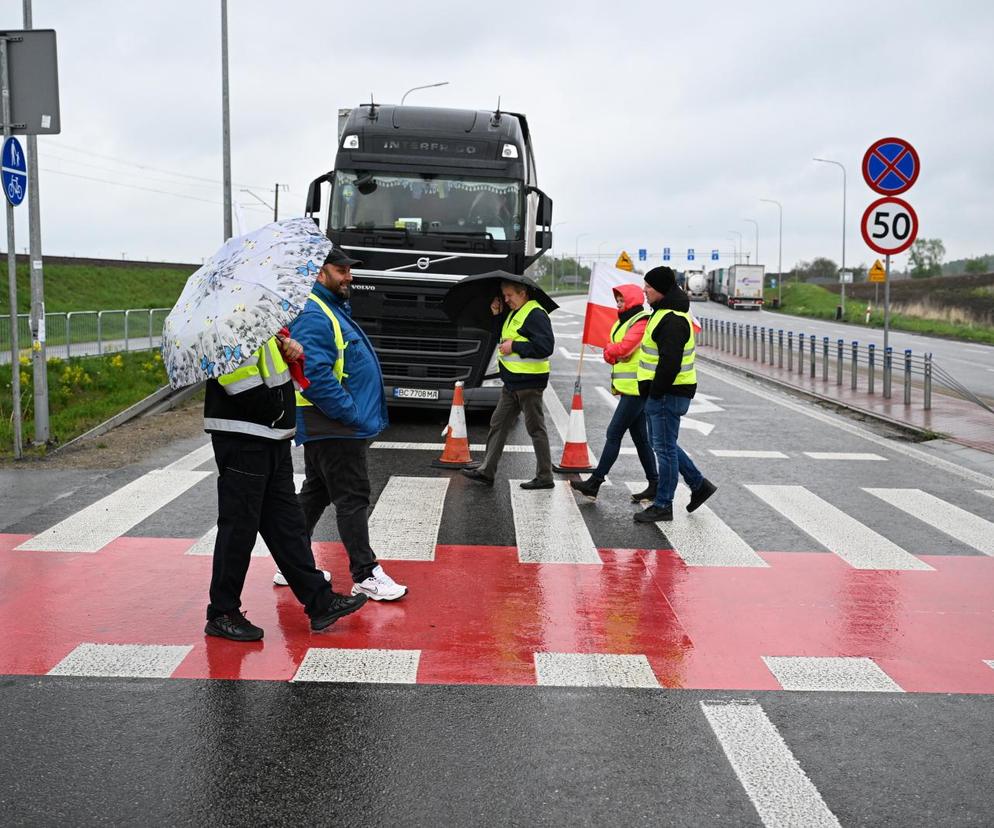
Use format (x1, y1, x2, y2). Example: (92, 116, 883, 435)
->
(501, 144, 519, 158)
(343, 134, 359, 149)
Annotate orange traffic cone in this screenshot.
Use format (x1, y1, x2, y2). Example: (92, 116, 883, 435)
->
(553, 380, 595, 473)
(432, 381, 474, 468)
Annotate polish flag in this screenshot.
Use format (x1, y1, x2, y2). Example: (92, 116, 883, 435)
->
(581, 263, 643, 347)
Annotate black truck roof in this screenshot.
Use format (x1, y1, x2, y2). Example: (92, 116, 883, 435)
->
(335, 104, 535, 181)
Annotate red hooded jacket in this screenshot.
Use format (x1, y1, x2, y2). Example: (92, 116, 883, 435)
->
(602, 284, 648, 365)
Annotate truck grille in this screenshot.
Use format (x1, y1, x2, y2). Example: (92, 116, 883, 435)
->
(368, 334, 480, 358)
(380, 363, 472, 382)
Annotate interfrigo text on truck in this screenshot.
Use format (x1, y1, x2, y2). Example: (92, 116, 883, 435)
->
(304, 102, 554, 410)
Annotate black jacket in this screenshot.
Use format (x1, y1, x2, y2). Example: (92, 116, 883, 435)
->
(497, 303, 555, 391)
(204, 375, 296, 440)
(638, 285, 697, 400)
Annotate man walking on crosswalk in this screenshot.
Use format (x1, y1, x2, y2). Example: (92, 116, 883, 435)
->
(634, 266, 717, 522)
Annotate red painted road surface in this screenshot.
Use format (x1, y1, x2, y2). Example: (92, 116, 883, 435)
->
(2, 533, 993, 692)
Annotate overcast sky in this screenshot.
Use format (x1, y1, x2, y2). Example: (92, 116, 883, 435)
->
(5, 0, 993, 272)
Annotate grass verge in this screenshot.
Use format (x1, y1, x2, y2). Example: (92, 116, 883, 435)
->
(0, 350, 169, 459)
(764, 283, 994, 345)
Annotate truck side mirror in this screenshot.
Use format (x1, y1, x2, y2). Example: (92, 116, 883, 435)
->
(305, 171, 334, 217)
(526, 186, 553, 227)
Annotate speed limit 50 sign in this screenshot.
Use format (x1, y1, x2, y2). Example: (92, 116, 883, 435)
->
(860, 196, 918, 255)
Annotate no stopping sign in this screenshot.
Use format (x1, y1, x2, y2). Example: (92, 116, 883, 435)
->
(860, 196, 918, 255)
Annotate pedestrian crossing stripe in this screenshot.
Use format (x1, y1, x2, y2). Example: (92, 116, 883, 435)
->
(370, 477, 449, 560)
(511, 479, 600, 564)
(865, 488, 994, 557)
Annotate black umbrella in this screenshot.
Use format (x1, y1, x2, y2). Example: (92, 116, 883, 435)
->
(442, 271, 559, 329)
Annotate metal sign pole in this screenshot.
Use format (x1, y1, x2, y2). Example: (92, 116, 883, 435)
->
(883, 254, 891, 354)
(1, 36, 23, 458)
(23, 0, 49, 444)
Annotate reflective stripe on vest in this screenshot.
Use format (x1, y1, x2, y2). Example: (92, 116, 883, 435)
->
(635, 308, 697, 386)
(218, 337, 290, 393)
(497, 299, 551, 375)
(295, 292, 347, 408)
(609, 309, 650, 395)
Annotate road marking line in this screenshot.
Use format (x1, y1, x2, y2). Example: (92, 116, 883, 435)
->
(804, 452, 886, 461)
(534, 652, 659, 688)
(595, 386, 618, 409)
(978, 490, 994, 500)
(763, 656, 904, 692)
(371, 441, 532, 452)
(864, 488, 994, 556)
(701, 700, 843, 828)
(558, 347, 583, 360)
(627, 482, 768, 567)
(698, 362, 994, 489)
(163, 442, 215, 471)
(369, 476, 449, 561)
(593, 387, 717, 434)
(986, 660, 994, 671)
(17, 469, 211, 553)
(292, 648, 421, 683)
(688, 397, 725, 415)
(709, 450, 788, 459)
(745, 484, 932, 570)
(186, 474, 304, 557)
(48, 643, 193, 679)
(511, 480, 600, 564)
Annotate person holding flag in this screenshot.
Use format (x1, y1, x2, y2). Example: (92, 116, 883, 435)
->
(570, 282, 658, 501)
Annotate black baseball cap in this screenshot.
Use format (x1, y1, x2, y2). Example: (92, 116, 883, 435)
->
(323, 247, 363, 268)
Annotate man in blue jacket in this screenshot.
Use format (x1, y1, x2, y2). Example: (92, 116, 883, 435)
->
(288, 248, 407, 601)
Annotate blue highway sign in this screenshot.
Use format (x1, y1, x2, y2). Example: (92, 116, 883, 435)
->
(687, 248, 695, 261)
(638, 248, 646, 261)
(2, 137, 27, 207)
(663, 247, 671, 261)
(711, 249, 719, 261)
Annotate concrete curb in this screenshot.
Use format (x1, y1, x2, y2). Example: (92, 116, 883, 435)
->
(697, 353, 939, 441)
(51, 381, 204, 455)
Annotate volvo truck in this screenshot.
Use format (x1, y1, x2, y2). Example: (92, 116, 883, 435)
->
(304, 103, 553, 409)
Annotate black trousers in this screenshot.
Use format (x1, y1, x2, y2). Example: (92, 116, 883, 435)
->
(208, 433, 332, 620)
(298, 438, 378, 584)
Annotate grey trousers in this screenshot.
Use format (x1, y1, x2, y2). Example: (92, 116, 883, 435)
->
(477, 386, 553, 482)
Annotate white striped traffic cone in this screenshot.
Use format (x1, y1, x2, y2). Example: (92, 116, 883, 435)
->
(432, 381, 474, 468)
(553, 380, 595, 473)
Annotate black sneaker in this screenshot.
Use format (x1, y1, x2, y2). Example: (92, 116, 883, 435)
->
(629, 482, 658, 504)
(687, 479, 717, 513)
(311, 591, 368, 632)
(461, 468, 494, 487)
(520, 478, 555, 490)
(634, 505, 673, 523)
(205, 611, 264, 642)
(570, 476, 603, 500)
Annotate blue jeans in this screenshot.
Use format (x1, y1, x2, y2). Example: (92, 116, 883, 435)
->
(592, 394, 658, 481)
(645, 395, 705, 509)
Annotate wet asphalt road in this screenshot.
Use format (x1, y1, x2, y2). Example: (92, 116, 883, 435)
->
(2, 301, 993, 826)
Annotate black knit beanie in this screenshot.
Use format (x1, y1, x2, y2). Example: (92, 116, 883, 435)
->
(644, 266, 676, 294)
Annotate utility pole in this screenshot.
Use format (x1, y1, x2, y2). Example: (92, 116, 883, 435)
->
(221, 0, 232, 240)
(23, 0, 48, 443)
(743, 218, 759, 264)
(2, 35, 23, 458)
(760, 198, 783, 307)
(814, 157, 847, 315)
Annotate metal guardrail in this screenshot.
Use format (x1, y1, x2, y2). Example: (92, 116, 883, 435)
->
(0, 308, 170, 362)
(697, 316, 994, 415)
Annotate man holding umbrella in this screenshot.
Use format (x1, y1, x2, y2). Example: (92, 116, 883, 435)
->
(461, 277, 556, 490)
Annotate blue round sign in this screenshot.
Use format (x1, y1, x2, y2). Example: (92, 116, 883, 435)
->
(2, 136, 27, 207)
(861, 137, 920, 196)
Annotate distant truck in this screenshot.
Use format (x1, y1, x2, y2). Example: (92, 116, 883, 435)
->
(685, 269, 708, 301)
(710, 264, 764, 309)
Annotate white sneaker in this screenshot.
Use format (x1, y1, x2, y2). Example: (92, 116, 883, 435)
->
(351, 564, 407, 601)
(273, 569, 330, 586)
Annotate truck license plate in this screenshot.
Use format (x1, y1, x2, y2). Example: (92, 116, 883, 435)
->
(392, 387, 439, 400)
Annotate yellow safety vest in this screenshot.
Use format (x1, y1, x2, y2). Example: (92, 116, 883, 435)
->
(295, 292, 348, 408)
(610, 309, 650, 395)
(635, 308, 697, 386)
(218, 336, 291, 393)
(497, 299, 550, 375)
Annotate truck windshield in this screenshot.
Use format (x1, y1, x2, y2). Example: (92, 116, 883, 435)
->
(330, 171, 523, 240)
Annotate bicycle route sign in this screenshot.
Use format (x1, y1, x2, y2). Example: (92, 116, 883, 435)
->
(860, 195, 918, 256)
(862, 137, 919, 195)
(2, 136, 27, 207)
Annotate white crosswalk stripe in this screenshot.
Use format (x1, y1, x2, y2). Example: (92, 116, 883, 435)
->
(534, 652, 659, 688)
(594, 386, 714, 435)
(626, 482, 767, 567)
(702, 700, 842, 828)
(163, 442, 215, 471)
(369, 476, 449, 561)
(48, 643, 193, 679)
(978, 490, 994, 500)
(292, 648, 421, 683)
(186, 474, 304, 557)
(372, 441, 533, 453)
(763, 656, 903, 692)
(17, 469, 211, 553)
(863, 488, 994, 556)
(511, 480, 600, 564)
(745, 484, 932, 571)
(709, 450, 788, 459)
(804, 452, 886, 461)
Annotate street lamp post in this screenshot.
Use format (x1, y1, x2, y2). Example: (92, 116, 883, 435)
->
(728, 231, 743, 265)
(743, 218, 759, 265)
(575, 232, 591, 290)
(597, 240, 610, 262)
(760, 198, 783, 307)
(401, 81, 449, 105)
(813, 157, 847, 315)
(552, 220, 569, 289)
(221, 0, 232, 241)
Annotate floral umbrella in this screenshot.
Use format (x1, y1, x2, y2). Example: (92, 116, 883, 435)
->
(161, 217, 331, 388)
